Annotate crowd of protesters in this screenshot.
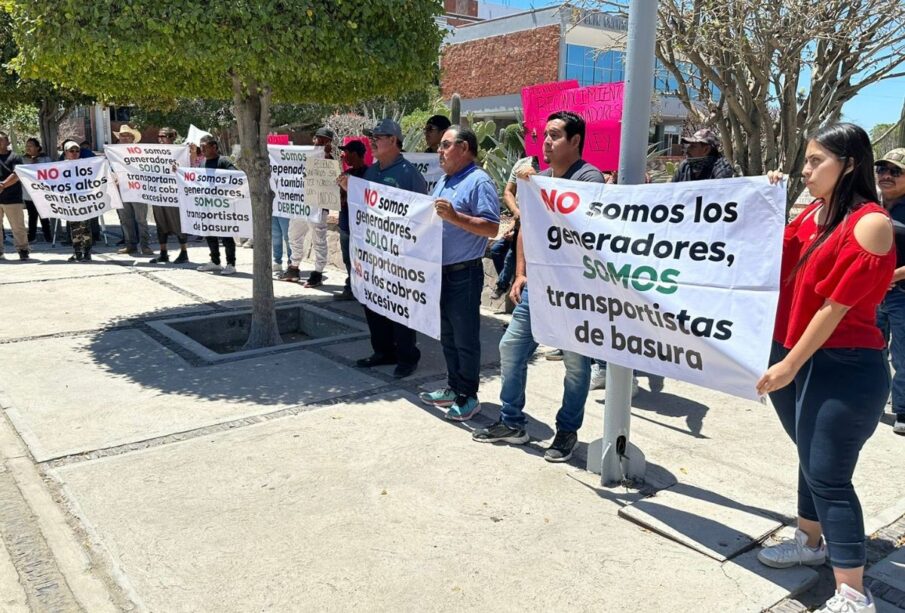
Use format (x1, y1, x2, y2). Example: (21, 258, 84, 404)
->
(2, 110, 902, 612)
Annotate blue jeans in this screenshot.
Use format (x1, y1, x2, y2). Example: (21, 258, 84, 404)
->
(768, 342, 888, 568)
(877, 287, 905, 416)
(489, 237, 516, 290)
(271, 216, 291, 264)
(498, 286, 591, 432)
(339, 229, 351, 291)
(440, 261, 484, 399)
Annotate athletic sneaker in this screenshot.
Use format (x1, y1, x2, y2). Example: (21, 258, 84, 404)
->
(279, 266, 300, 282)
(304, 271, 324, 288)
(197, 261, 222, 273)
(419, 388, 457, 408)
(220, 264, 236, 276)
(757, 528, 826, 568)
(894, 415, 905, 436)
(815, 584, 875, 613)
(150, 252, 170, 264)
(472, 421, 529, 444)
(172, 251, 189, 264)
(18, 250, 29, 261)
(544, 349, 564, 361)
(490, 285, 508, 300)
(272, 262, 283, 274)
(140, 246, 154, 256)
(544, 430, 578, 462)
(590, 363, 607, 390)
(445, 395, 481, 421)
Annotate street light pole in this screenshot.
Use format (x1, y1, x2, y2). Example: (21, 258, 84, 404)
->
(587, 0, 657, 486)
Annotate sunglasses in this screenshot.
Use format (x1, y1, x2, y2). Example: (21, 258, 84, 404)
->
(876, 165, 903, 178)
(438, 139, 463, 150)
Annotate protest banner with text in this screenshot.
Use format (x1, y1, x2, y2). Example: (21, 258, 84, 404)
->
(402, 153, 444, 194)
(105, 144, 190, 207)
(268, 145, 322, 221)
(522, 81, 623, 172)
(15, 157, 123, 221)
(519, 175, 785, 400)
(304, 157, 342, 211)
(175, 167, 252, 237)
(347, 176, 442, 339)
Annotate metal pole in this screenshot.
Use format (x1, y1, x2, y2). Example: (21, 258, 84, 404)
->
(588, 0, 657, 486)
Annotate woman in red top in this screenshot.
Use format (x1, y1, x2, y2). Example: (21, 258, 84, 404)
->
(756, 123, 894, 613)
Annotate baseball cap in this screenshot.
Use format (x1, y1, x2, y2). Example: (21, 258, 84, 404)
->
(365, 118, 403, 141)
(63, 140, 80, 151)
(681, 128, 720, 149)
(876, 148, 905, 171)
(339, 140, 367, 156)
(314, 127, 335, 141)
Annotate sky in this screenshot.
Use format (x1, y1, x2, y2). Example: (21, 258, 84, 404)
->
(490, 0, 904, 132)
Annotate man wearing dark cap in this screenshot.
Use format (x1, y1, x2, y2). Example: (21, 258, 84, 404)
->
(424, 115, 452, 153)
(335, 140, 369, 299)
(672, 128, 734, 182)
(280, 126, 334, 286)
(875, 148, 905, 436)
(341, 118, 428, 378)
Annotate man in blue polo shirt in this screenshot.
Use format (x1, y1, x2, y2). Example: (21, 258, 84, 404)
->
(419, 126, 500, 420)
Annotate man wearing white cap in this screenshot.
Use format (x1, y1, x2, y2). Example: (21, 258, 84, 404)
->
(112, 124, 153, 256)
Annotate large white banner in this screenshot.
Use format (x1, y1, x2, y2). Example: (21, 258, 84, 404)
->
(175, 167, 253, 237)
(105, 143, 190, 207)
(403, 153, 444, 193)
(15, 157, 123, 221)
(347, 176, 442, 340)
(268, 145, 322, 221)
(519, 175, 786, 400)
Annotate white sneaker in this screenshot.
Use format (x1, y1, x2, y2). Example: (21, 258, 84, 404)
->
(816, 584, 875, 613)
(894, 415, 905, 436)
(272, 262, 283, 274)
(197, 261, 222, 273)
(757, 528, 826, 568)
(242, 240, 254, 248)
(590, 363, 606, 390)
(220, 264, 236, 276)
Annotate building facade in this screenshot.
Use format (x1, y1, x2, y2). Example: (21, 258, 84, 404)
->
(440, 5, 701, 154)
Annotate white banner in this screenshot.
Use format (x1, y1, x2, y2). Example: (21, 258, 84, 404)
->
(304, 157, 342, 211)
(186, 124, 212, 146)
(175, 167, 253, 237)
(519, 175, 786, 400)
(268, 145, 322, 221)
(347, 176, 442, 340)
(403, 153, 444, 194)
(105, 143, 190, 207)
(15, 157, 123, 221)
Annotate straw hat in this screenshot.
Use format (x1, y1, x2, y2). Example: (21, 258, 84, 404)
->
(113, 124, 142, 143)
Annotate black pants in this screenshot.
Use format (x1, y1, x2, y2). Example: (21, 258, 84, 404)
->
(25, 201, 52, 242)
(206, 237, 236, 265)
(364, 307, 420, 368)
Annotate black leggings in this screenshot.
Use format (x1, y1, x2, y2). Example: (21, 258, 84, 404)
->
(206, 237, 236, 266)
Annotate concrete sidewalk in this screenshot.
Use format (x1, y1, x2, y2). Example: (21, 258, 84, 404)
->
(1, 221, 903, 612)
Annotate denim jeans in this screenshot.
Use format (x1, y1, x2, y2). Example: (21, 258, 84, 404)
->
(440, 262, 484, 398)
(499, 286, 591, 432)
(271, 216, 292, 265)
(339, 229, 351, 290)
(768, 342, 889, 568)
(489, 237, 516, 290)
(877, 287, 905, 416)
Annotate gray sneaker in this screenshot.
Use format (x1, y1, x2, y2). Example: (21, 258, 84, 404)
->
(472, 421, 529, 444)
(544, 430, 578, 462)
(894, 415, 905, 436)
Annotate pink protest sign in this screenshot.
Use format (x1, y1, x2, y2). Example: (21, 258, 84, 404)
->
(521, 80, 624, 172)
(267, 133, 290, 145)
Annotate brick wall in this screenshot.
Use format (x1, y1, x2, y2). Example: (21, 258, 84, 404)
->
(441, 25, 560, 99)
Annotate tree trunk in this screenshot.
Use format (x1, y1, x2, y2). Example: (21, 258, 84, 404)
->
(231, 74, 281, 349)
(38, 100, 59, 155)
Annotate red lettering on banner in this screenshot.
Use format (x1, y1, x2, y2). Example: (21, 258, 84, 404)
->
(37, 168, 59, 180)
(184, 172, 196, 181)
(126, 147, 142, 154)
(540, 189, 580, 215)
(128, 181, 141, 190)
(364, 188, 378, 207)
